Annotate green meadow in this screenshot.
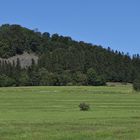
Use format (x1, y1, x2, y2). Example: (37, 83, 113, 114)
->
(0, 85, 140, 140)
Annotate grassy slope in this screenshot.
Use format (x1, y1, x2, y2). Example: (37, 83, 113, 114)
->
(0, 85, 140, 140)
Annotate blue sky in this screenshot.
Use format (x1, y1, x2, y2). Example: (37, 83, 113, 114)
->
(0, 0, 140, 55)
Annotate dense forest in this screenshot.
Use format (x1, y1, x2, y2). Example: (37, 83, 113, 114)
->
(0, 24, 140, 87)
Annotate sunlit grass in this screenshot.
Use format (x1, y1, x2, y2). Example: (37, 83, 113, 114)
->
(0, 85, 139, 140)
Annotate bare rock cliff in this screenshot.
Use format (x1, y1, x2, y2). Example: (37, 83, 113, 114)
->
(0, 52, 38, 68)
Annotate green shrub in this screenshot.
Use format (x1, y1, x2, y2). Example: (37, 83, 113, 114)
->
(79, 102, 90, 111)
(0, 75, 16, 87)
(87, 68, 106, 86)
(133, 78, 140, 91)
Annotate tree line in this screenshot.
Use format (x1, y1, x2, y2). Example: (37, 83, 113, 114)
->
(0, 24, 140, 87)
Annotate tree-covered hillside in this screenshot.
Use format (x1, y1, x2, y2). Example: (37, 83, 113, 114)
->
(0, 24, 140, 86)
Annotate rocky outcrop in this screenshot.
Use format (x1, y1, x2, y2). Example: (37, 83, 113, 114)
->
(0, 52, 38, 68)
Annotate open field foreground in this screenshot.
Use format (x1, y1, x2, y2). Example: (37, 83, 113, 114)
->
(0, 85, 140, 140)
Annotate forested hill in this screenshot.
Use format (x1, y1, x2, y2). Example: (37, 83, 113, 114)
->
(0, 24, 140, 87)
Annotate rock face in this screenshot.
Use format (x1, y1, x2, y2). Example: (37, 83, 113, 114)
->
(0, 52, 38, 68)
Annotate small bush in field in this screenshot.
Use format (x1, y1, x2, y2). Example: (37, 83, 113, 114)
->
(79, 102, 90, 111)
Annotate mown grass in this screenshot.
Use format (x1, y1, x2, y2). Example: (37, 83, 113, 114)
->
(0, 85, 140, 140)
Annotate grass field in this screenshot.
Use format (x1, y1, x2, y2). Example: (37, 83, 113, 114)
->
(0, 85, 140, 140)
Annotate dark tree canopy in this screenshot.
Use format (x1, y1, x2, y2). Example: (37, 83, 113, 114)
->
(0, 24, 140, 87)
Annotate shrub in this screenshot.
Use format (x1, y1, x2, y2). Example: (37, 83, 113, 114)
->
(0, 75, 16, 87)
(87, 68, 106, 86)
(133, 78, 140, 91)
(79, 102, 90, 111)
